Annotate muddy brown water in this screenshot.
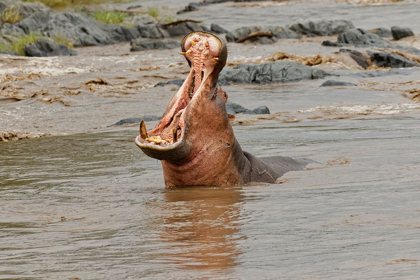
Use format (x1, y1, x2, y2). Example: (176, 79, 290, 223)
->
(2, 0, 420, 279)
(1, 110, 420, 279)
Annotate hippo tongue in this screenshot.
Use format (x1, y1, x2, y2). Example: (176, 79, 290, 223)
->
(135, 32, 226, 161)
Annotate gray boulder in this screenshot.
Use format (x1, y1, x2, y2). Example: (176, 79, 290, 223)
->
(24, 38, 77, 57)
(0, 0, 47, 19)
(114, 115, 162, 126)
(289, 19, 354, 36)
(367, 50, 419, 68)
(0, 0, 168, 49)
(210, 23, 228, 34)
(324, 28, 420, 55)
(160, 20, 210, 37)
(371, 27, 392, 38)
(219, 61, 327, 84)
(391, 26, 414, 40)
(226, 101, 271, 115)
(339, 48, 369, 69)
(124, 14, 157, 26)
(226, 26, 300, 42)
(337, 28, 390, 47)
(131, 38, 180, 51)
(320, 80, 356, 87)
(0, 50, 18, 56)
(155, 79, 185, 87)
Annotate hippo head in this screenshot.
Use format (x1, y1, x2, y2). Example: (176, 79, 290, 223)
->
(135, 32, 241, 186)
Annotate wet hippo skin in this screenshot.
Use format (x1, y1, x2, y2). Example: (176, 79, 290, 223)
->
(135, 31, 310, 187)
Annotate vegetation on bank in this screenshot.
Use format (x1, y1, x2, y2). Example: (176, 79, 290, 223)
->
(0, 32, 74, 55)
(0, 33, 41, 55)
(93, 10, 128, 25)
(1, 1, 177, 26)
(20, 0, 130, 10)
(1, 5, 24, 24)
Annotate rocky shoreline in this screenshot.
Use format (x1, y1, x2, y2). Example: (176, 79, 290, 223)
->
(1, 0, 420, 141)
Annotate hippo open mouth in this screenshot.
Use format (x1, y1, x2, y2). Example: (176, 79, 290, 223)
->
(136, 31, 309, 187)
(135, 31, 228, 163)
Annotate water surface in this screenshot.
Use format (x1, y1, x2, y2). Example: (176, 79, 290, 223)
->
(1, 111, 419, 279)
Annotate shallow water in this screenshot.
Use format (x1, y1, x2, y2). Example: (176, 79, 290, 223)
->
(1, 109, 420, 279)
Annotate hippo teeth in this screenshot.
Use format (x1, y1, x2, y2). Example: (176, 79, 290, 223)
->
(140, 120, 148, 139)
(137, 32, 224, 150)
(172, 127, 178, 143)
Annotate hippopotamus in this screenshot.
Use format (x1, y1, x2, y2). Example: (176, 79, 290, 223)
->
(135, 31, 309, 187)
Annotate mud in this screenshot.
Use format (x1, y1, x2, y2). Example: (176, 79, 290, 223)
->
(1, 0, 420, 278)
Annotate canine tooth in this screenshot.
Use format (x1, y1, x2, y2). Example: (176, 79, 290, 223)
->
(179, 51, 186, 55)
(190, 40, 196, 46)
(214, 57, 219, 61)
(165, 138, 170, 142)
(173, 128, 178, 143)
(205, 42, 209, 47)
(140, 120, 148, 139)
(186, 49, 192, 54)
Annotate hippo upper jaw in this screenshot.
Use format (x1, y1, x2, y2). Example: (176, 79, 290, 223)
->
(135, 31, 228, 165)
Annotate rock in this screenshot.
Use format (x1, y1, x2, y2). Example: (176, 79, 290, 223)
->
(275, 27, 301, 39)
(370, 28, 392, 38)
(155, 79, 185, 87)
(127, 5, 142, 10)
(320, 80, 356, 87)
(210, 23, 228, 34)
(289, 19, 354, 36)
(130, 38, 180, 51)
(391, 26, 414, 40)
(367, 50, 419, 68)
(160, 20, 210, 37)
(136, 25, 169, 39)
(226, 102, 270, 115)
(0, 0, 48, 19)
(344, 68, 416, 78)
(114, 116, 162, 126)
(219, 61, 327, 84)
(177, 0, 232, 14)
(226, 101, 255, 114)
(24, 38, 77, 57)
(337, 28, 390, 47)
(124, 14, 157, 26)
(0, 0, 168, 49)
(321, 40, 343, 47)
(0, 50, 19, 56)
(236, 32, 278, 44)
(226, 26, 300, 42)
(253, 106, 270, 114)
(339, 48, 369, 69)
(177, 3, 200, 14)
(325, 28, 420, 55)
(248, 36, 277, 44)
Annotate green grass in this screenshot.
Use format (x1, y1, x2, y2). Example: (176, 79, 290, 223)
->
(0, 32, 74, 56)
(93, 10, 127, 25)
(10, 33, 42, 55)
(162, 15, 175, 24)
(20, 0, 132, 10)
(52, 31, 74, 49)
(1, 5, 24, 24)
(147, 7, 159, 19)
(0, 43, 9, 52)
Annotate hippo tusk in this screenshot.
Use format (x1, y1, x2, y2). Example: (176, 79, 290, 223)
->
(140, 120, 148, 139)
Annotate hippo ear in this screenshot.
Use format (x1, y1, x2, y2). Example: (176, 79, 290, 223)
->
(228, 114, 236, 122)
